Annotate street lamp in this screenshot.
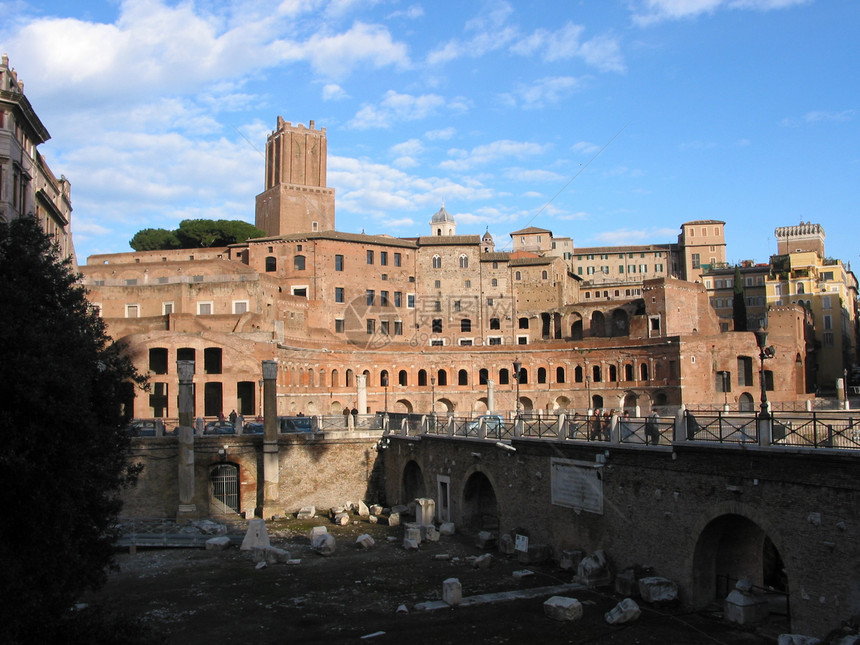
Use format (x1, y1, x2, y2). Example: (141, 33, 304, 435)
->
(719, 371, 729, 410)
(513, 359, 522, 419)
(381, 372, 389, 413)
(258, 378, 264, 419)
(430, 375, 436, 416)
(754, 326, 775, 419)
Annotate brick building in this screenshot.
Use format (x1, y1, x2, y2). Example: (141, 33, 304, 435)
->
(81, 117, 812, 420)
(0, 55, 74, 263)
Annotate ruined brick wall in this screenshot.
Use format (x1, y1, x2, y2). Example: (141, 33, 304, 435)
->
(384, 435, 859, 639)
(121, 434, 385, 519)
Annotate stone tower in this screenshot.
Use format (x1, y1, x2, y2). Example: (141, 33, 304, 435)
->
(255, 117, 335, 237)
(775, 222, 825, 257)
(430, 203, 456, 236)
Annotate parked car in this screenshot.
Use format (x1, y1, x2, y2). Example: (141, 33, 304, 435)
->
(124, 419, 158, 437)
(203, 420, 236, 435)
(280, 416, 313, 433)
(243, 421, 264, 435)
(466, 415, 505, 433)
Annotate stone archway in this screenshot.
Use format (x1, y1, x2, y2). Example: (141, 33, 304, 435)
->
(435, 398, 454, 415)
(474, 397, 489, 414)
(401, 460, 426, 506)
(461, 470, 499, 532)
(553, 396, 571, 412)
(688, 505, 790, 626)
(739, 393, 755, 412)
(395, 399, 413, 413)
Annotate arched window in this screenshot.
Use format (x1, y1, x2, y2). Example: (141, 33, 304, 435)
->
(574, 366, 583, 383)
(609, 365, 617, 382)
(432, 255, 442, 269)
(380, 370, 389, 387)
(499, 368, 510, 385)
(458, 369, 468, 385)
(346, 369, 354, 387)
(519, 368, 528, 384)
(592, 365, 602, 382)
(331, 369, 339, 387)
(479, 368, 488, 385)
(518, 317, 529, 329)
(265, 256, 277, 272)
(398, 370, 408, 386)
(418, 369, 427, 386)
(515, 271, 522, 281)
(542, 270, 548, 280)
(459, 254, 469, 269)
(294, 255, 306, 270)
(640, 363, 649, 381)
(491, 278, 498, 287)
(538, 367, 547, 384)
(461, 319, 471, 332)
(556, 366, 565, 383)
(625, 364, 634, 381)
(437, 369, 448, 386)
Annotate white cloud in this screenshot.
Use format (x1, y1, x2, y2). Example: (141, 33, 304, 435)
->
(556, 211, 590, 221)
(302, 21, 411, 80)
(349, 91, 448, 129)
(425, 127, 456, 141)
(507, 76, 582, 109)
(504, 168, 566, 183)
(387, 4, 424, 20)
(632, 0, 812, 26)
(511, 22, 625, 73)
(322, 83, 349, 100)
(572, 141, 602, 156)
(439, 140, 551, 171)
(390, 138, 424, 156)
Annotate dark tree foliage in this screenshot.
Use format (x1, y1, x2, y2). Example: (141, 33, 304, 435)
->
(733, 266, 747, 332)
(129, 227, 181, 251)
(0, 217, 145, 644)
(129, 219, 266, 250)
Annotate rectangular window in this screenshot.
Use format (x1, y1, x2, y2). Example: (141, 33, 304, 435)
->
(517, 335, 528, 345)
(394, 292, 402, 307)
(197, 302, 212, 315)
(233, 300, 248, 314)
(162, 302, 174, 315)
(432, 319, 443, 333)
(824, 315, 832, 330)
(822, 296, 832, 309)
(488, 337, 502, 345)
(737, 357, 753, 386)
(380, 251, 388, 266)
(380, 320, 390, 335)
(366, 290, 375, 306)
(366, 319, 375, 334)
(381, 291, 389, 306)
(366, 250, 374, 265)
(431, 339, 444, 347)
(692, 253, 701, 269)
(335, 319, 344, 333)
(126, 304, 139, 318)
(639, 264, 647, 273)
(394, 321, 403, 336)
(335, 254, 344, 271)
(335, 287, 344, 303)
(628, 265, 636, 273)
(655, 263, 663, 272)
(125, 279, 137, 286)
(407, 294, 415, 308)
(394, 252, 402, 267)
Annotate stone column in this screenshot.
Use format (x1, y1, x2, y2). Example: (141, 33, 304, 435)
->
(176, 360, 197, 519)
(356, 374, 368, 414)
(487, 379, 496, 413)
(261, 360, 279, 519)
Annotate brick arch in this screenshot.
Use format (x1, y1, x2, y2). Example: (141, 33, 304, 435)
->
(459, 464, 502, 532)
(683, 500, 792, 611)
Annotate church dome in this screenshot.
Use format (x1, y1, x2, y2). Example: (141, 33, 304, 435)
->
(430, 204, 454, 224)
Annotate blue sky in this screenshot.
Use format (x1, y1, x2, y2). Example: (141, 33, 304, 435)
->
(1, 0, 857, 267)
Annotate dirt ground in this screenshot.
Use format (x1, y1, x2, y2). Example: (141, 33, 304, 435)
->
(87, 516, 785, 645)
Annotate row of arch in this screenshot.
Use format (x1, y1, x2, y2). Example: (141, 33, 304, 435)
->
(279, 361, 662, 389)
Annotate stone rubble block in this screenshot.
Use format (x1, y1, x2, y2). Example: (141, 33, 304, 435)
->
(778, 636, 822, 645)
(297, 506, 316, 519)
(287, 559, 301, 565)
(442, 578, 462, 606)
(205, 536, 231, 551)
(387, 513, 400, 527)
(396, 604, 408, 614)
(575, 550, 612, 588)
(370, 504, 384, 516)
(473, 553, 493, 569)
(308, 526, 328, 541)
(255, 561, 267, 570)
(512, 569, 534, 580)
(368, 515, 378, 524)
(421, 525, 440, 542)
(559, 549, 584, 572)
(725, 579, 769, 626)
(403, 538, 420, 550)
(518, 543, 552, 565)
(355, 534, 375, 549)
(638, 576, 678, 603)
(415, 498, 436, 525)
(241, 519, 271, 551)
(358, 501, 370, 517)
(605, 598, 641, 624)
(543, 596, 583, 622)
(334, 512, 350, 526)
(475, 531, 496, 550)
(311, 532, 336, 556)
(498, 534, 516, 555)
(253, 546, 290, 564)
(614, 568, 638, 597)
(433, 554, 451, 561)
(439, 522, 455, 536)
